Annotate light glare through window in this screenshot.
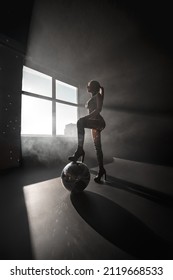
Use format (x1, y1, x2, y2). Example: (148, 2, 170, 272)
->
(21, 95, 52, 135)
(21, 66, 78, 136)
(56, 103, 77, 135)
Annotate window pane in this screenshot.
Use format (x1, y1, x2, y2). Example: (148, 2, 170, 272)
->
(56, 80, 77, 103)
(56, 103, 77, 136)
(21, 95, 52, 135)
(22, 66, 52, 98)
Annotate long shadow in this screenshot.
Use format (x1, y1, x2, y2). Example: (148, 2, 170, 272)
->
(71, 191, 173, 259)
(90, 170, 173, 207)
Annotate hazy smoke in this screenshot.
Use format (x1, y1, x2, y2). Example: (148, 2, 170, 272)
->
(24, 0, 173, 165)
(21, 136, 77, 165)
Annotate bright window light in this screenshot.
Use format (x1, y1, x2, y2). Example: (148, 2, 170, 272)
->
(21, 95, 52, 135)
(56, 103, 77, 135)
(22, 66, 52, 98)
(56, 80, 77, 103)
(21, 66, 78, 136)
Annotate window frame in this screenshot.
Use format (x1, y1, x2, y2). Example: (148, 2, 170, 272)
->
(21, 65, 79, 137)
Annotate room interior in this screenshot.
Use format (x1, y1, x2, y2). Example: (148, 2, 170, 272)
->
(0, 0, 173, 260)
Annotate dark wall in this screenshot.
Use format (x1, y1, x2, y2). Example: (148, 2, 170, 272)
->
(0, 1, 34, 51)
(1, 0, 173, 169)
(26, 0, 173, 165)
(0, 1, 35, 170)
(0, 35, 23, 170)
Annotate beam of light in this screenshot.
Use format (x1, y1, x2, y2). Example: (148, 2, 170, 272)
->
(23, 177, 68, 259)
(21, 66, 53, 135)
(56, 80, 77, 104)
(21, 94, 52, 135)
(56, 102, 77, 135)
(22, 66, 52, 98)
(21, 66, 78, 136)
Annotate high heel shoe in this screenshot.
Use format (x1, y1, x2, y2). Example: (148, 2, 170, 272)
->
(68, 146, 85, 162)
(94, 167, 106, 183)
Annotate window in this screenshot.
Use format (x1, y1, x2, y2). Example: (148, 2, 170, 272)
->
(21, 66, 78, 136)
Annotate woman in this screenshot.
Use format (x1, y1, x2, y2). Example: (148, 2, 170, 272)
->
(68, 80, 106, 183)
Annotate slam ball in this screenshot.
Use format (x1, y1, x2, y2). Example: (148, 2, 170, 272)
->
(61, 161, 90, 193)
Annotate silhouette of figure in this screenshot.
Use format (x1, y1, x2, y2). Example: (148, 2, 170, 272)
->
(68, 80, 106, 183)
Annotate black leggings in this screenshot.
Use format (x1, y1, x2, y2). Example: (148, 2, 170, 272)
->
(77, 116, 106, 168)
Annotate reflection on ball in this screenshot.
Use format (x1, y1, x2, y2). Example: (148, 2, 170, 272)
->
(61, 161, 90, 193)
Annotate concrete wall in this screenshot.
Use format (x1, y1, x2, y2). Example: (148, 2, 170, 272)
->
(0, 35, 23, 170)
(1, 0, 173, 169)
(26, 0, 173, 166)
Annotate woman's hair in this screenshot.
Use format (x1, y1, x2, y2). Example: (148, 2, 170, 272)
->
(88, 80, 101, 94)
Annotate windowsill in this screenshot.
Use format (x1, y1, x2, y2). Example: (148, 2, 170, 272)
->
(21, 135, 77, 138)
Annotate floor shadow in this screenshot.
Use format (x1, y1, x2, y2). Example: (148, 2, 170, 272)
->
(90, 170, 173, 207)
(0, 162, 65, 260)
(0, 170, 33, 259)
(71, 191, 173, 259)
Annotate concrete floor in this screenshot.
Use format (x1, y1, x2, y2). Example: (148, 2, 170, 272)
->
(1, 158, 173, 260)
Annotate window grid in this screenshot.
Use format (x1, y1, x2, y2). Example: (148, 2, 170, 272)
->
(52, 77, 56, 136)
(22, 66, 78, 136)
